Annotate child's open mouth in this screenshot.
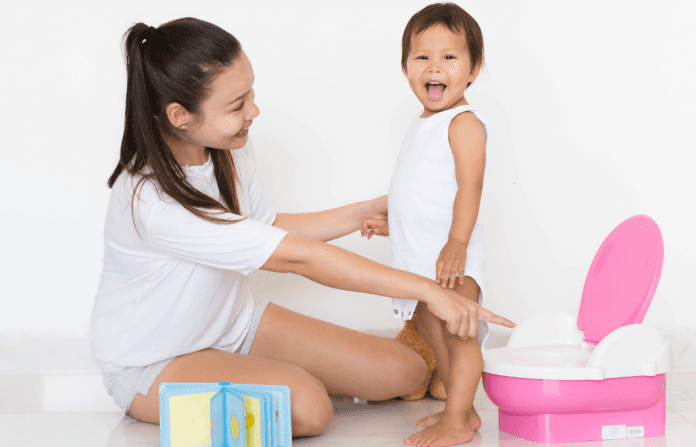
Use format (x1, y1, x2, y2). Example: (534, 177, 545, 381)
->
(426, 82, 446, 102)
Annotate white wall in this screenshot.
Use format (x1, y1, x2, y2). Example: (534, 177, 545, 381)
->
(2, 1, 694, 363)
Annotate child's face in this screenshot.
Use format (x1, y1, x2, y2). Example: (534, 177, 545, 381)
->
(185, 51, 259, 150)
(403, 25, 480, 117)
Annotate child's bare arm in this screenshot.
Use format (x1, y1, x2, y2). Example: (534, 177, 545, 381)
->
(436, 112, 487, 288)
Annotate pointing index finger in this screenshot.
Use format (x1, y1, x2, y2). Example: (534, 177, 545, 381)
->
(478, 307, 516, 328)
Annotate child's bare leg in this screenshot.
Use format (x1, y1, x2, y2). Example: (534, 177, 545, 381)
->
(413, 281, 483, 429)
(406, 277, 483, 446)
(413, 301, 481, 430)
(414, 300, 451, 383)
(413, 300, 452, 426)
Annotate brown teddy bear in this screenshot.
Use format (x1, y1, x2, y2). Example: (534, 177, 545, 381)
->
(395, 318, 446, 400)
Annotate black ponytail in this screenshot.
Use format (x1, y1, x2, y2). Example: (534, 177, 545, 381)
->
(110, 18, 244, 226)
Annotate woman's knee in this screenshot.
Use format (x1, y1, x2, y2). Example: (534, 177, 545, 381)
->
(127, 392, 159, 424)
(389, 342, 428, 397)
(359, 338, 427, 401)
(291, 372, 333, 437)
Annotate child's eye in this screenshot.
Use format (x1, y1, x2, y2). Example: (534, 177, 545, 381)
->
(233, 102, 245, 112)
(445, 55, 455, 60)
(417, 56, 427, 60)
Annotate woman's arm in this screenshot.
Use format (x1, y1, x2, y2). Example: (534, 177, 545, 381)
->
(272, 195, 387, 242)
(260, 234, 515, 338)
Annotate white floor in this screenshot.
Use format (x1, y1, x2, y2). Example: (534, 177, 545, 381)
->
(0, 371, 694, 446)
(2, 333, 695, 446)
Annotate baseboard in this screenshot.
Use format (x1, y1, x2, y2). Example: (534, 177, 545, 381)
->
(1, 325, 694, 375)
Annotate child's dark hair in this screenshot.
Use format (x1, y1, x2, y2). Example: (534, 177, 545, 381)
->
(401, 3, 484, 88)
(110, 18, 244, 227)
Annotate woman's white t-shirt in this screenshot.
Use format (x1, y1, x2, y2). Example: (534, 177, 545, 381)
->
(90, 139, 287, 374)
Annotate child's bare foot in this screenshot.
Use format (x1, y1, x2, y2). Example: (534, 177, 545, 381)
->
(416, 407, 481, 431)
(468, 407, 481, 431)
(416, 411, 443, 427)
(405, 415, 474, 447)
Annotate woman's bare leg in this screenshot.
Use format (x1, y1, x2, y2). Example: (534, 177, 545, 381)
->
(128, 348, 333, 437)
(249, 303, 428, 401)
(128, 302, 427, 437)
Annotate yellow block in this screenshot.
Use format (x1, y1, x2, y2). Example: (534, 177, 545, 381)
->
(243, 395, 261, 447)
(168, 391, 216, 447)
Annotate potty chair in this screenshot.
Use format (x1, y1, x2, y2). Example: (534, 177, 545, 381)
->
(482, 215, 671, 444)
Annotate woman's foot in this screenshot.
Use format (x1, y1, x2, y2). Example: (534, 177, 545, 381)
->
(416, 406, 481, 430)
(405, 414, 474, 447)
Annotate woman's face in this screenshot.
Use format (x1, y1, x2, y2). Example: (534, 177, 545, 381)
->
(184, 51, 259, 150)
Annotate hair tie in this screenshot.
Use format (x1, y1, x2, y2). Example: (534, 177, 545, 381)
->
(141, 26, 158, 45)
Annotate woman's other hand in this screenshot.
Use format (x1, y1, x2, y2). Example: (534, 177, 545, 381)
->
(360, 219, 389, 239)
(425, 284, 515, 339)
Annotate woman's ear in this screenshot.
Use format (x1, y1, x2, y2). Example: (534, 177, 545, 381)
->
(164, 102, 190, 129)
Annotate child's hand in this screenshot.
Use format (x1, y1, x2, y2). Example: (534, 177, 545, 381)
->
(436, 239, 468, 288)
(360, 219, 389, 239)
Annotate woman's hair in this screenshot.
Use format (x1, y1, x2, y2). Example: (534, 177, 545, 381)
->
(401, 3, 484, 88)
(110, 17, 244, 227)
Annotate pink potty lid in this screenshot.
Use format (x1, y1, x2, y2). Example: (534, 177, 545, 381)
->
(577, 215, 664, 344)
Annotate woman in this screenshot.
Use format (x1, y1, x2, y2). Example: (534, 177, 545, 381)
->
(91, 17, 514, 437)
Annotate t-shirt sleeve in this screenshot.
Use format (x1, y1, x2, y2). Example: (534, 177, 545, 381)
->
(240, 139, 277, 225)
(145, 200, 288, 275)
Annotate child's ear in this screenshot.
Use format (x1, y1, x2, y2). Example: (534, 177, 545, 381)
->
(468, 62, 482, 84)
(402, 64, 408, 77)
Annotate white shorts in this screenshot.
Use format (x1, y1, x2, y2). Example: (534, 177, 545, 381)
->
(101, 295, 271, 414)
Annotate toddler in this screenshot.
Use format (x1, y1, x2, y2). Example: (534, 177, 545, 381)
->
(363, 3, 490, 446)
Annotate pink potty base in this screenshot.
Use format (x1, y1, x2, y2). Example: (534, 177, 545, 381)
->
(484, 373, 666, 444)
(483, 215, 667, 444)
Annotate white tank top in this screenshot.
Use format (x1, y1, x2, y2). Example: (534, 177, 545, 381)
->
(388, 105, 487, 279)
(388, 105, 490, 349)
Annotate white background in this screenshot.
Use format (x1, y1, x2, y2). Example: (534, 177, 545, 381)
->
(1, 1, 694, 364)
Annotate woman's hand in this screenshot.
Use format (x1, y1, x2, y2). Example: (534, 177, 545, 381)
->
(436, 238, 468, 288)
(425, 283, 515, 339)
(360, 218, 389, 239)
(261, 235, 515, 341)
